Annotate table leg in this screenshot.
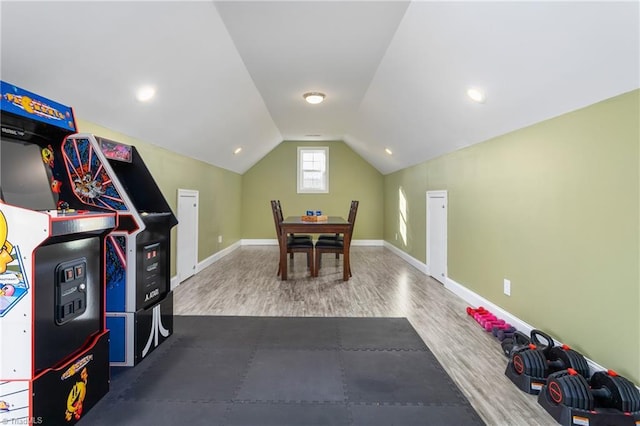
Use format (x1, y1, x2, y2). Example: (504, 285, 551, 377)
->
(280, 229, 288, 280)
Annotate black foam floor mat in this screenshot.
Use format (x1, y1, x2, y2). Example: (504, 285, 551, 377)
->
(80, 316, 485, 425)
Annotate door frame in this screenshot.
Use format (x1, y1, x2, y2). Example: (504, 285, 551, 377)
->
(177, 188, 199, 285)
(426, 190, 448, 282)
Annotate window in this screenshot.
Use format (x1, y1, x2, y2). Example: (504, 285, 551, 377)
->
(297, 147, 328, 193)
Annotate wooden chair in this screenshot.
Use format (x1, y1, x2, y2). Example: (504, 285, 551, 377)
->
(314, 200, 359, 277)
(317, 200, 359, 258)
(271, 200, 314, 276)
(276, 200, 312, 248)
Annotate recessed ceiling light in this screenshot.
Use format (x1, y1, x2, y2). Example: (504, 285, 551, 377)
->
(467, 87, 486, 103)
(233, 147, 242, 155)
(136, 85, 156, 102)
(385, 148, 393, 155)
(303, 92, 325, 104)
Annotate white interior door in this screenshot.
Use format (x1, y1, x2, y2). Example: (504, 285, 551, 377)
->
(177, 189, 198, 284)
(427, 190, 447, 284)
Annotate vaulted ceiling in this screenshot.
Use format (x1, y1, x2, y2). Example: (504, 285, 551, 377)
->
(1, 1, 638, 175)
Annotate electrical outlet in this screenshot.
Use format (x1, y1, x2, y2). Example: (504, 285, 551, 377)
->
(503, 279, 511, 296)
(218, 235, 222, 243)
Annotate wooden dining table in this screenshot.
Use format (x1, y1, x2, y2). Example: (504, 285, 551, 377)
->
(279, 216, 352, 281)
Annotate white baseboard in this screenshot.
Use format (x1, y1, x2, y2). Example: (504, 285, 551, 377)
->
(171, 241, 242, 290)
(383, 241, 429, 275)
(196, 241, 242, 273)
(240, 239, 384, 246)
(170, 275, 179, 290)
(351, 239, 384, 246)
(241, 239, 278, 246)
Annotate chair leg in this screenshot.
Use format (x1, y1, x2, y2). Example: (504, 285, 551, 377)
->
(315, 252, 321, 277)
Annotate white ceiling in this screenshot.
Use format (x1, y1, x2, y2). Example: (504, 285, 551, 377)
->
(1, 1, 638, 175)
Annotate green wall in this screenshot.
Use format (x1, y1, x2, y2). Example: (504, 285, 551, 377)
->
(241, 141, 383, 240)
(384, 90, 640, 383)
(77, 120, 243, 275)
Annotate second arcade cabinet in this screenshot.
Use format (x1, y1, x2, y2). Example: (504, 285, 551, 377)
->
(64, 134, 178, 366)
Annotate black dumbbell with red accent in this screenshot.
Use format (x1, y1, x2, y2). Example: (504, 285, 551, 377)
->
(589, 370, 640, 413)
(511, 330, 590, 378)
(539, 368, 640, 425)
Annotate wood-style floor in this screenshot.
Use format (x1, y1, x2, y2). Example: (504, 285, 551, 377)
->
(174, 245, 558, 425)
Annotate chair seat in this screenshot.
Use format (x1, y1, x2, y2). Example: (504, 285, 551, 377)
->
(318, 234, 343, 241)
(288, 239, 314, 248)
(289, 234, 313, 242)
(314, 239, 344, 248)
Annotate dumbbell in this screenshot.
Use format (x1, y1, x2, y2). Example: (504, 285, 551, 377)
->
(501, 331, 531, 358)
(509, 330, 555, 377)
(472, 310, 493, 321)
(589, 370, 640, 413)
(481, 317, 503, 328)
(545, 344, 590, 378)
(474, 312, 499, 326)
(485, 321, 509, 332)
(492, 324, 515, 336)
(476, 314, 498, 327)
(545, 368, 594, 410)
(531, 330, 589, 378)
(466, 306, 487, 316)
(511, 330, 589, 378)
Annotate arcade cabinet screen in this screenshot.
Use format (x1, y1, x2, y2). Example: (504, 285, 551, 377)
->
(0, 138, 57, 211)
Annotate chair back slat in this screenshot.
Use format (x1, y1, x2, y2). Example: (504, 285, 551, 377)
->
(347, 200, 359, 238)
(270, 200, 283, 244)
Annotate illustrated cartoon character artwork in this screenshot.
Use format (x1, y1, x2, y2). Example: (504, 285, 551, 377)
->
(0, 211, 14, 274)
(0, 399, 10, 411)
(0, 210, 29, 317)
(51, 179, 62, 193)
(41, 145, 54, 167)
(64, 367, 88, 421)
(42, 144, 63, 195)
(62, 137, 127, 210)
(73, 171, 105, 199)
(62, 355, 92, 422)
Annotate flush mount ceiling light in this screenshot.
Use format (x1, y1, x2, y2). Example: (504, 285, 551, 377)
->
(385, 148, 393, 155)
(136, 85, 156, 102)
(467, 87, 486, 103)
(233, 147, 242, 155)
(303, 92, 325, 104)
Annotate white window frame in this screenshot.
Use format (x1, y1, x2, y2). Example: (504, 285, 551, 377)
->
(297, 146, 329, 194)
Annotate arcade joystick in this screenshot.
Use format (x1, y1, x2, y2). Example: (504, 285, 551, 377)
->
(58, 201, 69, 211)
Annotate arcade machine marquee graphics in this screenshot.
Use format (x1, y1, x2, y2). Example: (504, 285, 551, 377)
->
(0, 81, 115, 425)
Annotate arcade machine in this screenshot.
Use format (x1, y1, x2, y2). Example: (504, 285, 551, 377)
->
(0, 81, 116, 424)
(64, 134, 178, 367)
